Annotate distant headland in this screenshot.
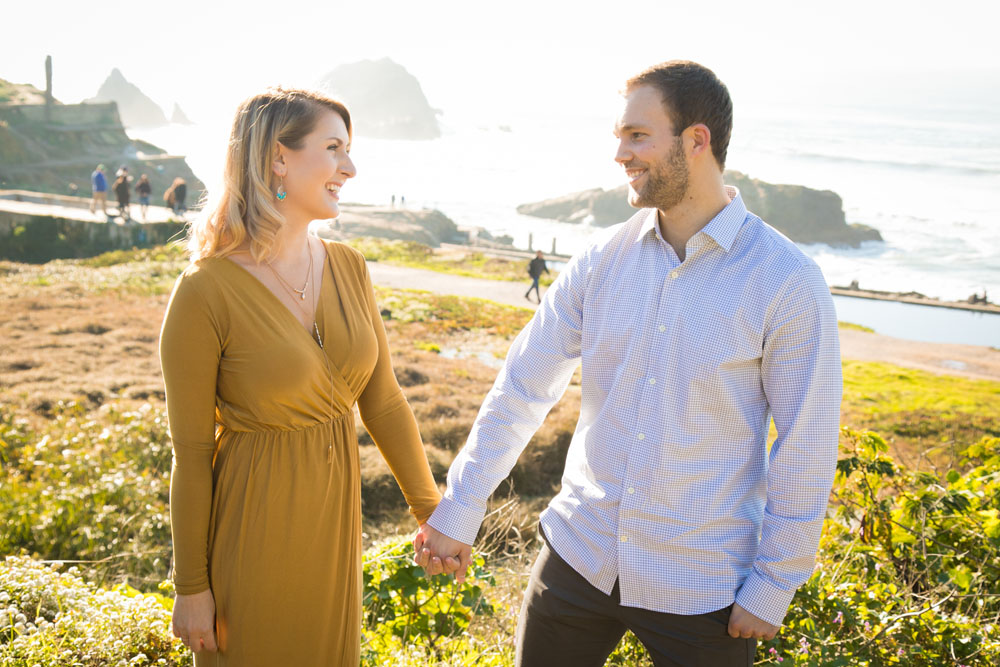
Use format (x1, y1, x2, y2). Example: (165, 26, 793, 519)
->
(516, 171, 883, 248)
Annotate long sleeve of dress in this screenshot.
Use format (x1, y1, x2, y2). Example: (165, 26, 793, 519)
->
(159, 269, 223, 595)
(353, 253, 441, 523)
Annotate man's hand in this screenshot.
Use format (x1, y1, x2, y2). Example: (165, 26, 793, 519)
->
(727, 603, 780, 640)
(172, 588, 218, 653)
(413, 523, 473, 583)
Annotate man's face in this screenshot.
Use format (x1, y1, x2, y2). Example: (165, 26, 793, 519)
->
(614, 85, 689, 211)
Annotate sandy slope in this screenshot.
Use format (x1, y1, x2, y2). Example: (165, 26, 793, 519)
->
(367, 262, 1000, 383)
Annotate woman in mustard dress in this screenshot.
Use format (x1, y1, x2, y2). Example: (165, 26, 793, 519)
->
(159, 88, 442, 665)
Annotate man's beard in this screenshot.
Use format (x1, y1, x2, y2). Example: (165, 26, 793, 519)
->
(628, 137, 689, 211)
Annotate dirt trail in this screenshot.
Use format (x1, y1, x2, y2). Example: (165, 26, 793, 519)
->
(367, 262, 1000, 383)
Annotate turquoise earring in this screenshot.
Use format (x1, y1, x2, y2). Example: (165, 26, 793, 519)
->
(276, 177, 287, 201)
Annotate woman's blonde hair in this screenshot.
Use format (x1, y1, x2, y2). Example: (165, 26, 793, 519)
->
(188, 87, 351, 262)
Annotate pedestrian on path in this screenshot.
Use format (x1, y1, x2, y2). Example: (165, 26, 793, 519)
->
(135, 174, 152, 221)
(525, 250, 549, 303)
(112, 167, 132, 221)
(90, 164, 108, 215)
(165, 177, 188, 216)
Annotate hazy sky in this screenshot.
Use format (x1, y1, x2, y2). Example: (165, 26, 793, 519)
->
(3, 0, 999, 124)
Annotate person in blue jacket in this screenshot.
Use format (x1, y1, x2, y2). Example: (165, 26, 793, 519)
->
(90, 164, 108, 215)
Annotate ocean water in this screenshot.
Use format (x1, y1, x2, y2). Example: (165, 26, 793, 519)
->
(139, 90, 1000, 314)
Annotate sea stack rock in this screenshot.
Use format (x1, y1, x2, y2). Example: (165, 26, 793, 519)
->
(85, 69, 167, 129)
(170, 103, 193, 125)
(318, 58, 440, 140)
(516, 171, 883, 248)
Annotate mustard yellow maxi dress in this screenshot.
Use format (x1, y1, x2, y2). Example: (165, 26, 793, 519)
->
(159, 240, 441, 666)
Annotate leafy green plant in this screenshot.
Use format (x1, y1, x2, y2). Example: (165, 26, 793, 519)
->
(361, 537, 496, 664)
(758, 430, 1000, 665)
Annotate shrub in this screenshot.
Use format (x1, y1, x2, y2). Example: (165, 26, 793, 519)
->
(361, 536, 496, 665)
(758, 430, 1000, 665)
(0, 555, 187, 666)
(0, 402, 172, 590)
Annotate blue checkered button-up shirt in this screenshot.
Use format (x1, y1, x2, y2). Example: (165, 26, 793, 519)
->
(427, 187, 842, 626)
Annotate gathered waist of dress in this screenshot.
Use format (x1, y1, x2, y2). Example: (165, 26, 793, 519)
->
(219, 411, 353, 435)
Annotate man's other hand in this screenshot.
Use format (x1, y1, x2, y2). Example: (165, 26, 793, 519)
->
(413, 523, 473, 583)
(727, 603, 780, 640)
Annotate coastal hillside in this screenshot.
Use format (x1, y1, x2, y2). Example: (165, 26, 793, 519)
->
(0, 79, 202, 197)
(318, 58, 441, 140)
(517, 170, 883, 248)
(0, 78, 50, 105)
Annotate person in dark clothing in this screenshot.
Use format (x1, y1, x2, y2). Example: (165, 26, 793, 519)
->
(135, 174, 153, 221)
(165, 177, 188, 216)
(113, 168, 131, 221)
(525, 250, 549, 303)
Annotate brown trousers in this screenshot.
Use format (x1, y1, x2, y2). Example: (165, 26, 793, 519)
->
(516, 540, 756, 667)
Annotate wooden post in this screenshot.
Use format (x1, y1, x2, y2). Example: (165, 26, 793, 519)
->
(44, 55, 53, 122)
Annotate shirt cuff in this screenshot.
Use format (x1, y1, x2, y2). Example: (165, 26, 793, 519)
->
(734, 568, 797, 627)
(426, 495, 486, 546)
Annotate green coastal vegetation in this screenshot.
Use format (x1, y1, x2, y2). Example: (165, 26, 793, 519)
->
(1, 243, 999, 665)
(347, 237, 556, 287)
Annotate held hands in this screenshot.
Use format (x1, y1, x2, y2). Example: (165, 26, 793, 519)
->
(413, 522, 473, 583)
(172, 588, 218, 653)
(727, 603, 780, 641)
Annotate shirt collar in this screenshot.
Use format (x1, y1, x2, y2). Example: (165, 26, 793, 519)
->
(700, 186, 747, 252)
(637, 185, 748, 253)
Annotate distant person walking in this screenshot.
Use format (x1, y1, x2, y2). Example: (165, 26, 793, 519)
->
(525, 250, 549, 303)
(165, 177, 188, 216)
(136, 174, 152, 221)
(112, 167, 132, 222)
(90, 164, 108, 215)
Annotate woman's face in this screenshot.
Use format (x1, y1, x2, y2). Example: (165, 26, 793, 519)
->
(276, 109, 356, 223)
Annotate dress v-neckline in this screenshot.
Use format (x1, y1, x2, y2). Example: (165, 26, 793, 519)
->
(218, 245, 331, 350)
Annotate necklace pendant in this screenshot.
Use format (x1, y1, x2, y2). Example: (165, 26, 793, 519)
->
(300, 292, 306, 300)
(313, 321, 324, 349)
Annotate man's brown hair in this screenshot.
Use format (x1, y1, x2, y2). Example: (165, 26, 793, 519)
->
(626, 61, 733, 169)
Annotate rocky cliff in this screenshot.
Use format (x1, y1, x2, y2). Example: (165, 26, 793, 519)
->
(84, 69, 167, 129)
(516, 171, 882, 247)
(0, 84, 202, 198)
(170, 103, 192, 125)
(317, 58, 440, 140)
(317, 205, 464, 246)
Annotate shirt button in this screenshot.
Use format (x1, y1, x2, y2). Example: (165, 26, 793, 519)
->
(627, 487, 635, 494)
(648, 378, 656, 385)
(637, 433, 645, 441)
(620, 535, 628, 543)
(670, 270, 679, 279)
(658, 325, 666, 332)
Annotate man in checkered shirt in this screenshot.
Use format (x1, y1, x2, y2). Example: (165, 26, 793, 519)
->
(414, 60, 842, 666)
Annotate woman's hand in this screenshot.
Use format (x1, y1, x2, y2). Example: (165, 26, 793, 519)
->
(172, 588, 218, 653)
(413, 523, 473, 583)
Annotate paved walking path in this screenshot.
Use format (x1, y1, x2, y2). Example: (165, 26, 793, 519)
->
(367, 262, 1000, 382)
(0, 191, 182, 223)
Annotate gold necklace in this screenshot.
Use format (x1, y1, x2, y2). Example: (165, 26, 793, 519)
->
(268, 243, 312, 300)
(266, 239, 324, 348)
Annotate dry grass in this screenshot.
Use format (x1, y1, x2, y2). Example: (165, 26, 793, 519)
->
(3, 250, 997, 533)
(0, 253, 581, 533)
